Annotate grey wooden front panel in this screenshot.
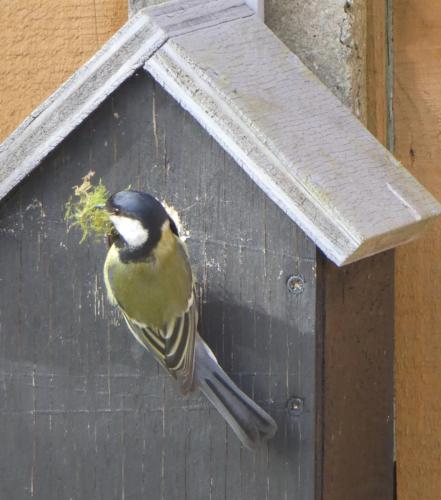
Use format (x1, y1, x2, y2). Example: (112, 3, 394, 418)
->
(0, 73, 317, 499)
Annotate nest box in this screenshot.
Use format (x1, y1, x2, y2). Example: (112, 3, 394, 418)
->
(0, 1, 439, 499)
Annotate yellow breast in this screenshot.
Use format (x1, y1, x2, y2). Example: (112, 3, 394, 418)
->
(103, 227, 193, 329)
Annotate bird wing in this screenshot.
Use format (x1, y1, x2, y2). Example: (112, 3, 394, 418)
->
(120, 290, 198, 395)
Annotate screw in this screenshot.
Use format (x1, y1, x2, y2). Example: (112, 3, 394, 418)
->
(286, 275, 305, 295)
(287, 397, 304, 416)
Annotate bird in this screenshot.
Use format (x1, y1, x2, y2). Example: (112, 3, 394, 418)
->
(99, 190, 277, 449)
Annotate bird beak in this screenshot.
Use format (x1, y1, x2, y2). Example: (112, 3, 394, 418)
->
(94, 204, 106, 210)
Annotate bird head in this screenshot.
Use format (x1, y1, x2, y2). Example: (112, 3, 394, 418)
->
(103, 190, 177, 251)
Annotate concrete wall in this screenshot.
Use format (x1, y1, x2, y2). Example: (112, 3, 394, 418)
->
(266, 0, 353, 105)
(130, 0, 354, 105)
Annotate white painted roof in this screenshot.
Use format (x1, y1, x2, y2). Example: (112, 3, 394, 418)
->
(0, 0, 439, 265)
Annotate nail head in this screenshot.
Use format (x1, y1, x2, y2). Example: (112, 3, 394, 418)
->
(286, 275, 305, 295)
(287, 397, 304, 416)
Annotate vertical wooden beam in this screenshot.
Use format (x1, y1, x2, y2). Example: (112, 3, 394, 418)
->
(267, 1, 394, 498)
(394, 2, 441, 498)
(347, 0, 388, 146)
(320, 4, 394, 499)
(366, 0, 389, 146)
(320, 252, 394, 500)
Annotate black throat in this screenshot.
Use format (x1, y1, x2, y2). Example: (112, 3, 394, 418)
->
(112, 225, 161, 263)
(107, 215, 179, 263)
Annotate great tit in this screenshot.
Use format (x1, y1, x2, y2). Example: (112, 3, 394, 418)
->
(101, 190, 277, 449)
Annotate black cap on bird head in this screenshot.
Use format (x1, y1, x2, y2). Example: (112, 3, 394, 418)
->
(106, 190, 179, 260)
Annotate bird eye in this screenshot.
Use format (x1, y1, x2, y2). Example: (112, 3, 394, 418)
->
(113, 208, 120, 215)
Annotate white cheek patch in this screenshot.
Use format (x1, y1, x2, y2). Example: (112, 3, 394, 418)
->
(110, 215, 149, 247)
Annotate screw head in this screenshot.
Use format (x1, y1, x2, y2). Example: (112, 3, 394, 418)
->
(287, 397, 304, 416)
(286, 275, 305, 295)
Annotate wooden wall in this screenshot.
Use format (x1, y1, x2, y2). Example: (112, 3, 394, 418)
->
(0, 71, 320, 500)
(394, 2, 441, 498)
(0, 0, 127, 141)
(1, 1, 441, 498)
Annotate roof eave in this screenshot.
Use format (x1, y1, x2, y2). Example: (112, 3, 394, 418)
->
(1, 0, 439, 266)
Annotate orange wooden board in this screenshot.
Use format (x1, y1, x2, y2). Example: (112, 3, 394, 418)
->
(394, 1, 441, 498)
(0, 0, 127, 141)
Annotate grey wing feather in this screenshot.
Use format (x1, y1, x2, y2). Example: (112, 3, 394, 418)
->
(163, 297, 198, 394)
(121, 294, 198, 394)
(121, 312, 166, 362)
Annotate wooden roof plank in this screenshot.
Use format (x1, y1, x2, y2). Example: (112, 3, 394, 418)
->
(0, 1, 253, 203)
(147, 0, 252, 36)
(145, 14, 440, 264)
(0, 0, 439, 265)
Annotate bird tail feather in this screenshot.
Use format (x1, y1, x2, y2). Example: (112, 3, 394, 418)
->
(193, 337, 277, 450)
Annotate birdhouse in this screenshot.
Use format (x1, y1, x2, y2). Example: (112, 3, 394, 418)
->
(0, 1, 439, 499)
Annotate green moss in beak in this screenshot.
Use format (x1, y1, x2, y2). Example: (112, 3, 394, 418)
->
(64, 171, 112, 243)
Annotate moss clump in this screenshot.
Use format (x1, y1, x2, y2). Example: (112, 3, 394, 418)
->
(65, 171, 112, 243)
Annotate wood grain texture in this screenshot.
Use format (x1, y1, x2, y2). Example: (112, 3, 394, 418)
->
(307, 3, 395, 498)
(0, 0, 127, 142)
(0, 0, 254, 212)
(0, 72, 320, 500)
(146, 13, 440, 265)
(347, 0, 389, 148)
(0, 2, 398, 497)
(146, 0, 252, 36)
(320, 252, 395, 500)
(366, 0, 389, 147)
(394, 2, 441, 498)
(0, 9, 166, 202)
(1, 0, 439, 268)
(129, 0, 259, 20)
